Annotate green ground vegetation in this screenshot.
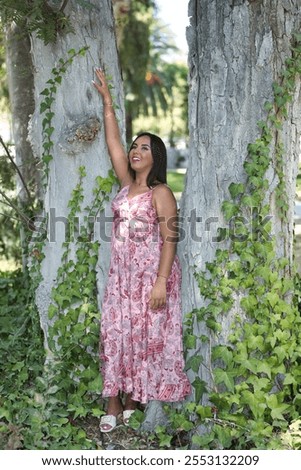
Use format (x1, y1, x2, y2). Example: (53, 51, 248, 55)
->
(167, 169, 186, 194)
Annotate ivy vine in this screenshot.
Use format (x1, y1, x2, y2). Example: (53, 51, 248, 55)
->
(29, 47, 89, 302)
(46, 166, 116, 419)
(40, 46, 89, 181)
(175, 32, 301, 450)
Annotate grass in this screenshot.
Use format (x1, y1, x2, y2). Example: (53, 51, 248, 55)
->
(167, 170, 186, 194)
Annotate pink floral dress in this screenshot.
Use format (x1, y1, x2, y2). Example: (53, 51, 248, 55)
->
(100, 185, 191, 403)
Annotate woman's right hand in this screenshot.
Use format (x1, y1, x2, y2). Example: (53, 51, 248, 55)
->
(92, 68, 113, 105)
(92, 67, 130, 185)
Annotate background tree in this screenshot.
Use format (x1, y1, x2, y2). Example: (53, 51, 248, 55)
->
(0, 29, 8, 109)
(133, 61, 189, 146)
(5, 22, 37, 269)
(0, 137, 20, 261)
(117, 0, 183, 143)
(0, 28, 24, 264)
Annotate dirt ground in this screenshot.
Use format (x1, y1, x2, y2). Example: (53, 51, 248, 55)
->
(81, 415, 188, 450)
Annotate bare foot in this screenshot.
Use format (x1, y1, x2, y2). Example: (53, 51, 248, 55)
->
(107, 395, 123, 415)
(100, 396, 123, 432)
(124, 393, 138, 411)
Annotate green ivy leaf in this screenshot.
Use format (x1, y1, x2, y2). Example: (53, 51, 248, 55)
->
(266, 395, 291, 420)
(128, 409, 145, 430)
(221, 201, 239, 220)
(48, 304, 58, 320)
(246, 334, 264, 352)
(47, 385, 60, 395)
(44, 127, 55, 137)
(91, 408, 105, 418)
(229, 182, 245, 199)
(192, 377, 208, 403)
(185, 354, 202, 373)
(184, 333, 197, 349)
(241, 390, 267, 420)
(206, 318, 222, 333)
(212, 345, 233, 366)
(0, 407, 11, 421)
(214, 368, 235, 393)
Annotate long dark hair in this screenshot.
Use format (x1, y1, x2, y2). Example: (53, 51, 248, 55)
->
(128, 132, 167, 188)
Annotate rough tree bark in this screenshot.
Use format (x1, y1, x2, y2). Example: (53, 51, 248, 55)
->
(28, 0, 125, 353)
(179, 0, 301, 399)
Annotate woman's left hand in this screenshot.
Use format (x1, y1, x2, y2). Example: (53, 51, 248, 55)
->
(149, 277, 167, 310)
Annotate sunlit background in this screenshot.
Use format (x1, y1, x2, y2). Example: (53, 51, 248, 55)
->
(156, 0, 189, 61)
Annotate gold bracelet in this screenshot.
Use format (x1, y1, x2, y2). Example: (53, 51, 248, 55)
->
(158, 274, 168, 279)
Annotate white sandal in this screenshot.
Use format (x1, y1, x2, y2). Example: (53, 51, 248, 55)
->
(99, 414, 120, 433)
(123, 409, 136, 426)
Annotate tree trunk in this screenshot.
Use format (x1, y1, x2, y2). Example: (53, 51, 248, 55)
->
(28, 0, 125, 354)
(180, 0, 301, 400)
(5, 23, 37, 269)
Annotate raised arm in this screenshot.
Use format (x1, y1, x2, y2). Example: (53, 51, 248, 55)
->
(92, 68, 131, 186)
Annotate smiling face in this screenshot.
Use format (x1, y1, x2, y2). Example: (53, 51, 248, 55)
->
(129, 135, 153, 175)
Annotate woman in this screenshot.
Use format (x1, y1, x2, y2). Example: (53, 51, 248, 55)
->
(93, 68, 191, 433)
